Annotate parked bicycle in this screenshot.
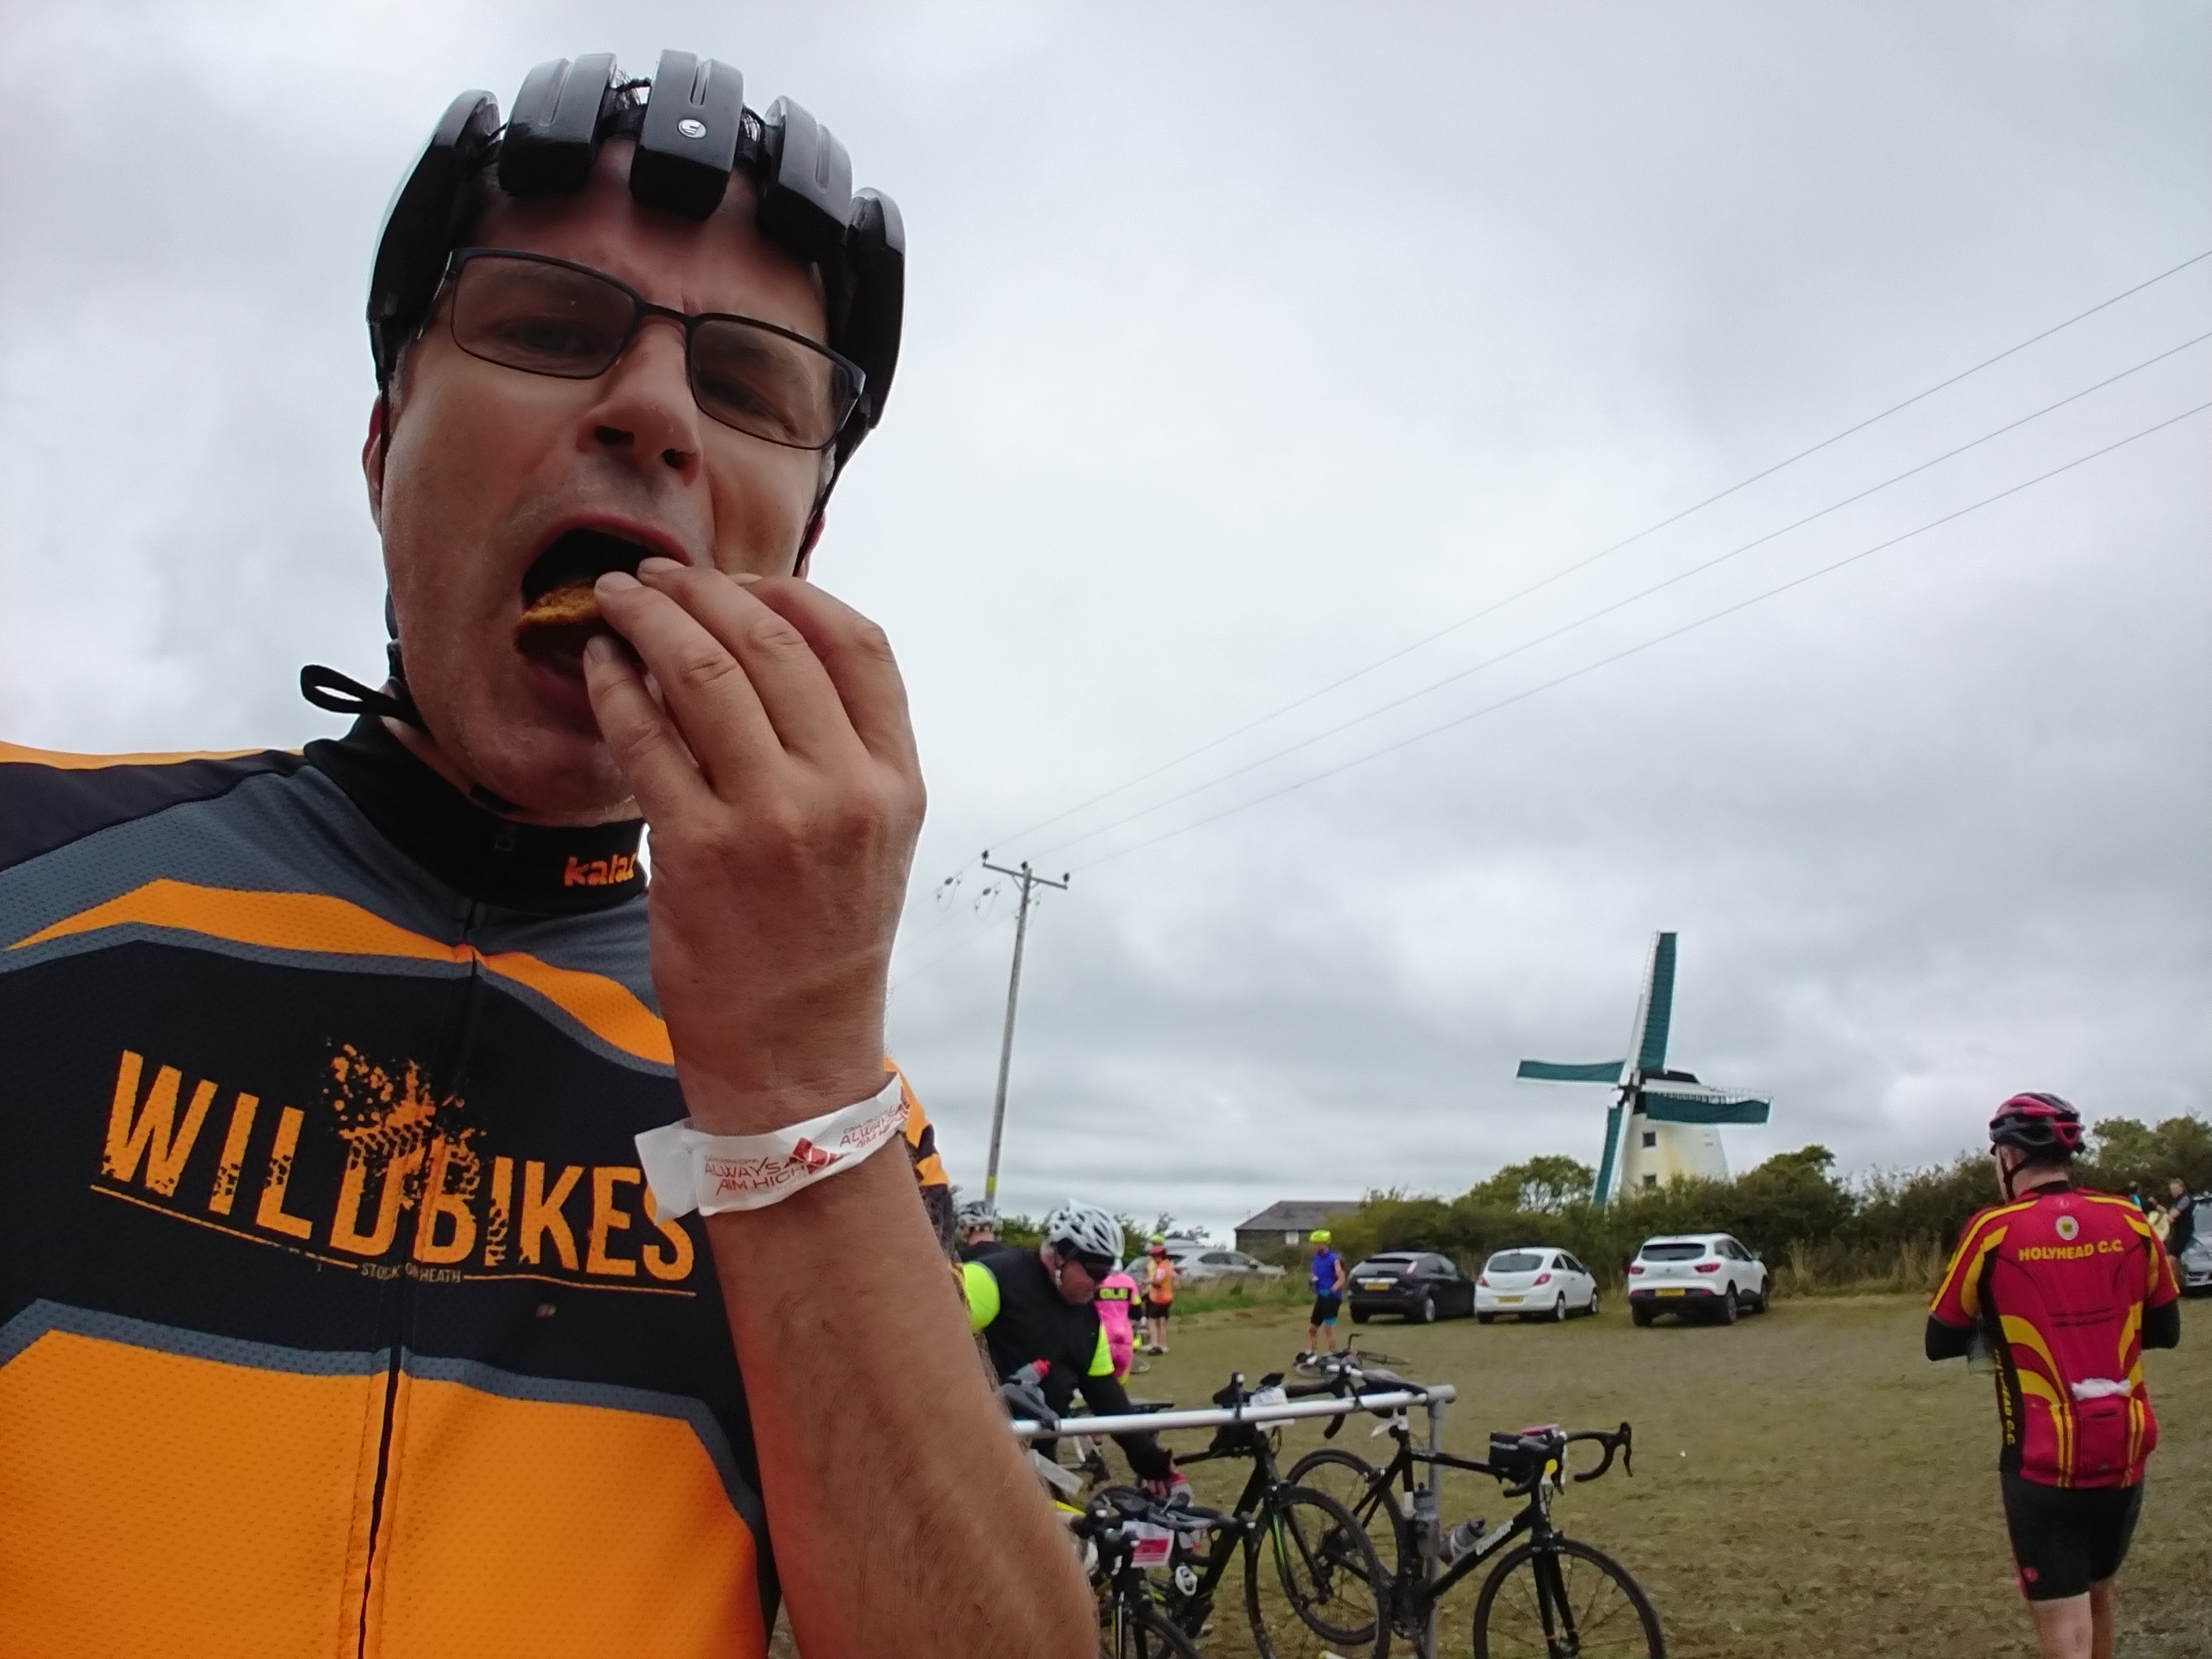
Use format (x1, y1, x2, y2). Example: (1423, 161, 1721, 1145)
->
(1152, 1370, 1397, 1659)
(1069, 1485, 1218, 1659)
(1287, 1357, 1664, 1658)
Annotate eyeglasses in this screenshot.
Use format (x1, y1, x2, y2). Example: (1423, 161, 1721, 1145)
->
(1066, 1250, 1117, 1278)
(441, 247, 865, 451)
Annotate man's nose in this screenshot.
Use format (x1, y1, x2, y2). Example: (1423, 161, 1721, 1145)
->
(580, 318, 702, 483)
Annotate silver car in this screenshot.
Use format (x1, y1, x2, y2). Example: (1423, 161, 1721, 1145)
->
(1164, 1244, 1287, 1286)
(2175, 1195, 2211, 1294)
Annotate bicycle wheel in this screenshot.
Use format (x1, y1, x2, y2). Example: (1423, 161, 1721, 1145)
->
(1101, 1594, 1204, 1659)
(1244, 1484, 1391, 1659)
(1286, 1446, 1411, 1582)
(1471, 1536, 1664, 1658)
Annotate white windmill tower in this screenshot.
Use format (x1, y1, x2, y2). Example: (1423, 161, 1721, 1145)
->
(1515, 933, 1772, 1205)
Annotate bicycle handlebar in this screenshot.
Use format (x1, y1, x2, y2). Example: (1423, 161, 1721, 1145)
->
(1565, 1421, 1634, 1483)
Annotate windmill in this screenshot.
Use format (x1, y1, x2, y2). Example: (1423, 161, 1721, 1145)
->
(1515, 933, 1771, 1206)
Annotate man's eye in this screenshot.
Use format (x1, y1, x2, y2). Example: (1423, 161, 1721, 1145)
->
(497, 316, 607, 358)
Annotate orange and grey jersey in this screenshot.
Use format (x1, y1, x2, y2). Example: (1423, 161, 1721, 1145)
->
(0, 717, 953, 1658)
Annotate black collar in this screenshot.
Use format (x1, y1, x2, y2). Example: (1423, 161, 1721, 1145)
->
(305, 716, 644, 914)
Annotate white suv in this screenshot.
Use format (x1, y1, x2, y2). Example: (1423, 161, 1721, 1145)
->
(1627, 1233, 1769, 1326)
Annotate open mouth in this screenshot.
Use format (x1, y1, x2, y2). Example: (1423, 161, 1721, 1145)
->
(516, 527, 655, 656)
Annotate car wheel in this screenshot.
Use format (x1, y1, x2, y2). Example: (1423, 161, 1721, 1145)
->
(1476, 1313, 1496, 1325)
(1350, 1309, 1370, 1325)
(1586, 1288, 1601, 1317)
(1418, 1293, 1437, 1324)
(1717, 1287, 1739, 1326)
(1550, 1293, 1568, 1323)
(1631, 1302, 1654, 1328)
(1753, 1279, 1771, 1314)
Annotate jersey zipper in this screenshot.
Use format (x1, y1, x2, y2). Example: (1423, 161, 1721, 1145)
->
(353, 900, 493, 1658)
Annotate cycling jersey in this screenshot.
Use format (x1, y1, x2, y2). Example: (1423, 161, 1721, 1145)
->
(0, 718, 953, 1658)
(962, 1250, 1169, 1480)
(1310, 1247, 1343, 1294)
(1928, 1183, 2182, 1489)
(1143, 1253, 1176, 1305)
(1094, 1271, 1138, 1378)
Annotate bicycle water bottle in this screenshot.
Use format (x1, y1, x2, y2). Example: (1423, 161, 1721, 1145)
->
(1437, 1516, 1487, 1565)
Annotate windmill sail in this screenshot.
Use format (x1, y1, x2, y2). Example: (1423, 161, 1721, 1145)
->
(1513, 931, 1771, 1207)
(1515, 1059, 1624, 1083)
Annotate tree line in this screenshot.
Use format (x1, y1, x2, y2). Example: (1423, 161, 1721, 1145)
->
(1315, 1112, 2210, 1294)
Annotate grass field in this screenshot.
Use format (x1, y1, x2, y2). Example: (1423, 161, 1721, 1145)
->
(1116, 1293, 2209, 1659)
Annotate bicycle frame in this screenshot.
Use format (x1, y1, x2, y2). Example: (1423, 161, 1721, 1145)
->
(1155, 1424, 1292, 1628)
(1322, 1395, 1636, 1658)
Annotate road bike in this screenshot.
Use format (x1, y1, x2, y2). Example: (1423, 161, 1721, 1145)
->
(1069, 1485, 1216, 1659)
(1287, 1360, 1664, 1658)
(1152, 1370, 1396, 1658)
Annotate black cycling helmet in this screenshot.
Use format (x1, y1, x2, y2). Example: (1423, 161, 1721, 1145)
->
(1989, 1092, 2085, 1160)
(367, 50, 903, 523)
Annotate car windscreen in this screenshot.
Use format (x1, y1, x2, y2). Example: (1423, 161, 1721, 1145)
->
(1638, 1242, 1706, 1261)
(1486, 1252, 1545, 1273)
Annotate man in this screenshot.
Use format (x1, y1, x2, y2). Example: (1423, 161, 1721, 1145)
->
(958, 1200, 1003, 1262)
(1141, 1234, 1178, 1355)
(1299, 1228, 1348, 1364)
(1927, 1093, 2182, 1659)
(2162, 1176, 2194, 1258)
(0, 52, 1088, 1659)
(964, 1204, 1181, 1492)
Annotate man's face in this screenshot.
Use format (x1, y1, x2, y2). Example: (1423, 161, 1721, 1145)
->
(1052, 1249, 1105, 1307)
(2173, 1179, 2188, 1198)
(367, 141, 829, 816)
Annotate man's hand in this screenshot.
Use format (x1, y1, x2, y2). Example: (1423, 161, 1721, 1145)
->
(581, 558, 923, 1131)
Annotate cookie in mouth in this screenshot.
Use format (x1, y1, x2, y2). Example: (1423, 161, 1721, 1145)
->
(516, 527, 654, 655)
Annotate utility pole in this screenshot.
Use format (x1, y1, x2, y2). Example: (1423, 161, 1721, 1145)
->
(979, 853, 1069, 1216)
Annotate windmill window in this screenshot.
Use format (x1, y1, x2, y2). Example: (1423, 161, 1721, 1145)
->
(1641, 1131, 1657, 1148)
(1641, 1174, 1658, 1188)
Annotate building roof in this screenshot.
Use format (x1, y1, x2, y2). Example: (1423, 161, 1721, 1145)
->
(1235, 1200, 1359, 1232)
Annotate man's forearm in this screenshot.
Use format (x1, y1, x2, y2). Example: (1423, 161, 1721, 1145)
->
(706, 1149, 1092, 1659)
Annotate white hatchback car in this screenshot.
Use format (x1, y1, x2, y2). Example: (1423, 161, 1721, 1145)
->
(1475, 1247, 1601, 1323)
(1627, 1233, 1769, 1325)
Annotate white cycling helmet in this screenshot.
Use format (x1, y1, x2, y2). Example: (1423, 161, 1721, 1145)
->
(956, 1200, 996, 1228)
(1042, 1202, 1124, 1268)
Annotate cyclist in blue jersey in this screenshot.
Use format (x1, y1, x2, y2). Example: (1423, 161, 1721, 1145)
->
(1298, 1229, 1348, 1364)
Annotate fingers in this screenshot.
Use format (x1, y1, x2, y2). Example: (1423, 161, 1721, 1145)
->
(728, 576, 921, 773)
(630, 560, 865, 764)
(579, 631, 718, 819)
(591, 571, 786, 795)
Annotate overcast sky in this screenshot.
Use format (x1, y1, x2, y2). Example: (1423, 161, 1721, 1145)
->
(3, 3, 2205, 1241)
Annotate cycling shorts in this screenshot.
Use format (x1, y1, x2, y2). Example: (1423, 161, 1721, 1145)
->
(1311, 1294, 1343, 1323)
(2001, 1471, 2144, 1601)
(1143, 1299, 1172, 1321)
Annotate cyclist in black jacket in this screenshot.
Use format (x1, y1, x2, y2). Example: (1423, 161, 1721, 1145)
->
(966, 1203, 1183, 1494)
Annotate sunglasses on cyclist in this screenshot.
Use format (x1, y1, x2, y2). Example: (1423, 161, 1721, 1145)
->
(1063, 1249, 1118, 1279)
(438, 248, 865, 451)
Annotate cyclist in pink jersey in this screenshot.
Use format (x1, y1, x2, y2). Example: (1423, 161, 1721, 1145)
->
(1094, 1270, 1140, 1378)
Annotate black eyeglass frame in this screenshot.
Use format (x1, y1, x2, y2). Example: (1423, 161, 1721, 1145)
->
(436, 246, 867, 451)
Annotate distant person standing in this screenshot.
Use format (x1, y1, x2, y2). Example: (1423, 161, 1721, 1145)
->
(2165, 1176, 2196, 1258)
(1927, 1094, 2182, 1659)
(1141, 1237, 1177, 1355)
(1299, 1231, 1348, 1365)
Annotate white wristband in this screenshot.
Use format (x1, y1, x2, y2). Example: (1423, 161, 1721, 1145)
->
(635, 1072, 907, 1219)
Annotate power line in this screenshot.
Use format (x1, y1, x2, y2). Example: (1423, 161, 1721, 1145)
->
(983, 249, 2212, 854)
(1064, 398, 2212, 872)
(1027, 331, 2211, 861)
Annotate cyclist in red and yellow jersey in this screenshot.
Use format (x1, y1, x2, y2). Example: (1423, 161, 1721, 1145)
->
(1927, 1093, 2182, 1659)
